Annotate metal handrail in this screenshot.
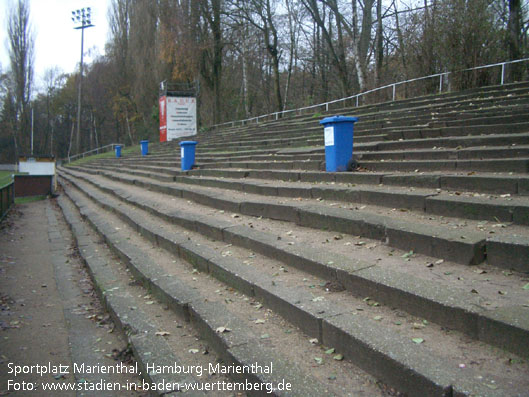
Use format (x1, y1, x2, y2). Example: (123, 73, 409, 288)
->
(65, 143, 123, 163)
(210, 57, 529, 130)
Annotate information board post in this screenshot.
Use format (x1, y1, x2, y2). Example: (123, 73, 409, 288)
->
(159, 81, 198, 142)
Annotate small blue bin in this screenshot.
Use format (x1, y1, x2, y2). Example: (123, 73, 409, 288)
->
(179, 141, 198, 171)
(115, 145, 122, 158)
(140, 140, 149, 156)
(319, 116, 358, 172)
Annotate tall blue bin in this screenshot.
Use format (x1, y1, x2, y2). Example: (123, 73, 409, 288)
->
(319, 116, 359, 172)
(115, 145, 122, 158)
(140, 140, 149, 156)
(179, 141, 198, 171)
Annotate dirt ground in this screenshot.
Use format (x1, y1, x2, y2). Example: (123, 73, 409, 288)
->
(0, 199, 145, 396)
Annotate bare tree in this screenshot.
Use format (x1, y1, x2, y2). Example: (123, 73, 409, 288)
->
(7, 0, 34, 159)
(507, 0, 524, 80)
(234, 0, 284, 113)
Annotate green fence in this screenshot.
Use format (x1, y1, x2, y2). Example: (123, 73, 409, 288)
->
(0, 181, 14, 221)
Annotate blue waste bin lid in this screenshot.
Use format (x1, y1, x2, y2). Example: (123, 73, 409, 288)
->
(320, 115, 359, 125)
(179, 141, 198, 146)
(140, 140, 149, 143)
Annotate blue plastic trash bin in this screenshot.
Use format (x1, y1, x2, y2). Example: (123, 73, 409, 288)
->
(179, 141, 198, 171)
(140, 140, 149, 156)
(115, 145, 122, 158)
(319, 116, 359, 172)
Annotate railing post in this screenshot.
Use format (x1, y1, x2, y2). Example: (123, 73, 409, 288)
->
(325, 103, 329, 112)
(356, 96, 359, 107)
(392, 84, 396, 101)
(439, 74, 443, 92)
(501, 63, 505, 85)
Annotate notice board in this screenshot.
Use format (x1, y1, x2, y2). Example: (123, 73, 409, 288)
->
(159, 96, 197, 142)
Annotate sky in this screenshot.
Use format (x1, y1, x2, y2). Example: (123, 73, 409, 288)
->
(0, 0, 111, 90)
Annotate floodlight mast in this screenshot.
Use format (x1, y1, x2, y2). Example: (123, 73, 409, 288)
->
(71, 7, 94, 155)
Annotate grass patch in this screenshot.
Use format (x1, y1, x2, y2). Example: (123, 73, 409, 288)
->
(65, 145, 138, 167)
(0, 171, 14, 188)
(15, 195, 47, 204)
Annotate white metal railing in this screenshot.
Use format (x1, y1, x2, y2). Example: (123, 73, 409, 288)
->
(211, 57, 529, 130)
(65, 143, 123, 163)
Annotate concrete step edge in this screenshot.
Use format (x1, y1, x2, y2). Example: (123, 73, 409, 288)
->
(59, 175, 508, 397)
(59, 169, 529, 359)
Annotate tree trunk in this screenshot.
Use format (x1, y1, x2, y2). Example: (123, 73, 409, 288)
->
(375, 0, 383, 87)
(507, 0, 523, 81)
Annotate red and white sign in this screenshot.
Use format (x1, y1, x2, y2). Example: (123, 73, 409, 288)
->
(159, 96, 167, 142)
(159, 96, 197, 142)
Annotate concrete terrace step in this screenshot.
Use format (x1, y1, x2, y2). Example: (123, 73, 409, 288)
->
(58, 169, 529, 396)
(358, 145, 529, 161)
(75, 163, 529, 228)
(57, 191, 340, 396)
(63, 165, 529, 272)
(109, 143, 529, 165)
(204, 107, 529, 144)
(57, 196, 222, 396)
(218, 82, 529, 134)
(101, 154, 529, 174)
(360, 158, 529, 173)
(80, 160, 529, 196)
(212, 90, 529, 140)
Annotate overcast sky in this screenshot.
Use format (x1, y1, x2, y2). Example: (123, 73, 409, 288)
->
(0, 0, 111, 90)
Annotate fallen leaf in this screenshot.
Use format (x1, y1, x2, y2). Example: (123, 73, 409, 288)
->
(216, 326, 231, 333)
(373, 316, 383, 321)
(254, 319, 265, 324)
(188, 349, 199, 354)
(412, 338, 424, 344)
(309, 338, 319, 344)
(325, 348, 335, 355)
(401, 250, 414, 259)
(155, 331, 170, 336)
(523, 283, 529, 290)
(314, 357, 323, 364)
(260, 334, 270, 339)
(333, 354, 344, 361)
